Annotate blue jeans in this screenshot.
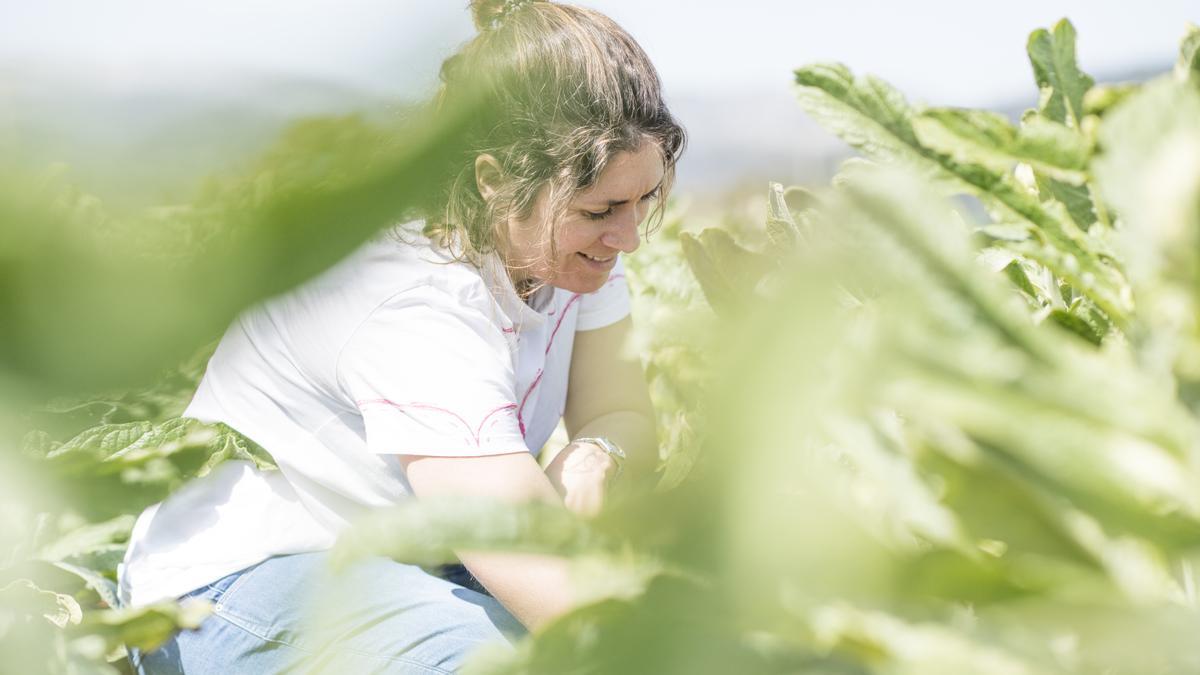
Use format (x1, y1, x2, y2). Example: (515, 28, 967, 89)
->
(128, 552, 526, 674)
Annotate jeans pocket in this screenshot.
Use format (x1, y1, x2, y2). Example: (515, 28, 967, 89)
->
(208, 563, 265, 611)
(184, 562, 263, 609)
(204, 553, 324, 638)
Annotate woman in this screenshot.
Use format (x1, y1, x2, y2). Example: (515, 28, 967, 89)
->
(119, 0, 685, 672)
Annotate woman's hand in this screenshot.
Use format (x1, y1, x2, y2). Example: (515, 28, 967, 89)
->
(543, 441, 617, 517)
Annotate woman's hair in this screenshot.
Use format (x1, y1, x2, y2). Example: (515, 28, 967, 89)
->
(421, 0, 686, 277)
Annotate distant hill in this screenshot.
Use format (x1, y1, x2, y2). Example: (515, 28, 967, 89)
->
(1, 64, 395, 204)
(0, 61, 1170, 206)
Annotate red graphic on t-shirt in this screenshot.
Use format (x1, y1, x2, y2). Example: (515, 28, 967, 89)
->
(517, 293, 583, 435)
(355, 400, 519, 447)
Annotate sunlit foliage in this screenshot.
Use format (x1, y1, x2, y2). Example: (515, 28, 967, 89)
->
(4, 19, 1200, 675)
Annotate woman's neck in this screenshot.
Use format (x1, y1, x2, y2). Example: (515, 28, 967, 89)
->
(514, 277, 541, 303)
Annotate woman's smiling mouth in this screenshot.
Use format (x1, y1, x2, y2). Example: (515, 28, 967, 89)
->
(578, 252, 618, 269)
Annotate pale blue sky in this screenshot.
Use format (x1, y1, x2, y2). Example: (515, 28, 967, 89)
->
(3, 1, 1195, 105)
(2, 2, 1196, 190)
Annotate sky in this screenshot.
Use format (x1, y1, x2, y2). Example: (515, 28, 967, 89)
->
(3, 1, 1195, 105)
(2, 1, 1197, 191)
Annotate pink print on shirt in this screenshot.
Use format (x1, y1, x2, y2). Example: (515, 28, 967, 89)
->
(545, 294, 582, 355)
(517, 369, 542, 436)
(355, 400, 518, 447)
(516, 292, 583, 435)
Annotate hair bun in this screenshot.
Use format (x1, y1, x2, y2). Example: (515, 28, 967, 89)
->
(469, 0, 539, 32)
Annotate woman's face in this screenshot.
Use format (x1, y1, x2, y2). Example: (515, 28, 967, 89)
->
(502, 143, 666, 295)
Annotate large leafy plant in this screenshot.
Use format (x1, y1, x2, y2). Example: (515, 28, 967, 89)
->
(6, 17, 1200, 675)
(336, 19, 1200, 675)
(1, 98, 486, 672)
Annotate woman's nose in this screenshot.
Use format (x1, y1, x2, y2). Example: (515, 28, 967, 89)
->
(600, 211, 641, 253)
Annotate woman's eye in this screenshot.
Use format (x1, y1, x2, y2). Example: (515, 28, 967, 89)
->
(583, 189, 659, 221)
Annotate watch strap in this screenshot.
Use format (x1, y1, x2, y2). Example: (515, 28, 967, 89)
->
(573, 436, 626, 479)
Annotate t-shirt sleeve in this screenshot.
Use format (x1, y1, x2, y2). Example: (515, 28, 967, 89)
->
(336, 285, 530, 457)
(576, 255, 632, 331)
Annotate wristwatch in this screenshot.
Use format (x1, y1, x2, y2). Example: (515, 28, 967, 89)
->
(573, 436, 626, 480)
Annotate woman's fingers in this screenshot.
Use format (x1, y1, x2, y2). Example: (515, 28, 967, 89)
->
(564, 483, 603, 517)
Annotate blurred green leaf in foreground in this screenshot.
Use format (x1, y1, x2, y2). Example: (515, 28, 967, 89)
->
(8, 17, 1200, 675)
(0, 93, 485, 401)
(432, 19, 1200, 675)
(2, 71, 489, 674)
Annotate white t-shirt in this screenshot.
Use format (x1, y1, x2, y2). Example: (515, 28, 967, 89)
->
(117, 223, 630, 608)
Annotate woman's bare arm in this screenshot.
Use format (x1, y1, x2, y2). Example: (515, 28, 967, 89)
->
(396, 451, 577, 632)
(394, 316, 654, 627)
(556, 316, 659, 489)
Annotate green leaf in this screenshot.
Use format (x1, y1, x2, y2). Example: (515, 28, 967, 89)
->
(977, 224, 1033, 243)
(74, 599, 212, 654)
(25, 399, 135, 443)
(50, 562, 120, 610)
(1177, 23, 1200, 84)
(194, 421, 277, 477)
(806, 605, 1062, 675)
(794, 62, 1129, 329)
(1027, 19, 1095, 127)
(47, 417, 275, 476)
(0, 91, 486, 398)
(913, 109, 1089, 185)
(48, 422, 154, 460)
(21, 430, 56, 458)
(679, 229, 772, 315)
(35, 515, 134, 562)
(1083, 83, 1140, 117)
(892, 341, 1200, 548)
(654, 412, 702, 492)
(463, 575, 752, 675)
(1093, 78, 1200, 278)
(1047, 307, 1105, 346)
(765, 182, 801, 250)
(24, 417, 276, 521)
(977, 188, 1128, 328)
(794, 64, 932, 174)
(330, 497, 606, 570)
(567, 550, 698, 608)
(840, 167, 1055, 362)
(0, 578, 82, 629)
(1002, 260, 1040, 301)
(1034, 173, 1096, 229)
(783, 185, 820, 213)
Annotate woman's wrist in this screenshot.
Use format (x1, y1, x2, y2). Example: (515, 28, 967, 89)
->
(543, 440, 618, 516)
(571, 436, 625, 483)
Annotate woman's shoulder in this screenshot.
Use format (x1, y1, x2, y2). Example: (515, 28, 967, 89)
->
(361, 220, 463, 270)
(327, 220, 493, 305)
(261, 220, 527, 345)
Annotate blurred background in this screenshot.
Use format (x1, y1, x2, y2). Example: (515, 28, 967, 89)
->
(6, 4, 1200, 673)
(2, 0, 1196, 202)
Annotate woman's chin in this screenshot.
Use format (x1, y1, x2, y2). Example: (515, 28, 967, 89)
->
(543, 257, 617, 295)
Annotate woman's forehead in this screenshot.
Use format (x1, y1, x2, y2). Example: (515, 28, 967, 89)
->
(577, 145, 665, 205)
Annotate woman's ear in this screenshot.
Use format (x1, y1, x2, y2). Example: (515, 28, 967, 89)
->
(474, 154, 504, 202)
